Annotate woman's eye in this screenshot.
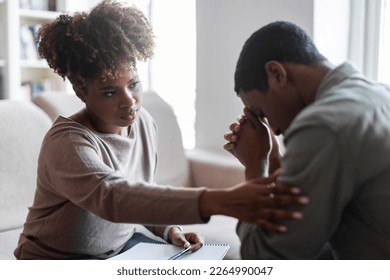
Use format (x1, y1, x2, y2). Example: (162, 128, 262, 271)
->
(103, 91, 115, 97)
(128, 81, 140, 90)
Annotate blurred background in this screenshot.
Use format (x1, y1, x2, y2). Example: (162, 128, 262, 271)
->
(0, 0, 389, 154)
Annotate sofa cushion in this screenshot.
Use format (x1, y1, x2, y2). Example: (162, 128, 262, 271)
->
(32, 93, 84, 121)
(138, 91, 190, 187)
(0, 101, 52, 232)
(182, 215, 240, 260)
(0, 228, 22, 259)
(187, 148, 244, 188)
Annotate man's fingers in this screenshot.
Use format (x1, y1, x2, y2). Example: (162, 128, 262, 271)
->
(223, 142, 235, 151)
(229, 123, 240, 133)
(243, 107, 272, 133)
(243, 107, 259, 125)
(237, 115, 246, 124)
(224, 133, 238, 142)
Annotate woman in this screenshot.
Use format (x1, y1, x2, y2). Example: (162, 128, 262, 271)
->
(14, 0, 307, 259)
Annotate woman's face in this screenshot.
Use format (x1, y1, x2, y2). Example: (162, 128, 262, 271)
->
(81, 69, 142, 135)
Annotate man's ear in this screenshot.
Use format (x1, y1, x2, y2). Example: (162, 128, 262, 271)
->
(264, 61, 287, 89)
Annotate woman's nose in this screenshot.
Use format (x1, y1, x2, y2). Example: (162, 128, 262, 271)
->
(119, 91, 135, 108)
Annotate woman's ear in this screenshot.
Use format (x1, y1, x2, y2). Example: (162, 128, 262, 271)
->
(265, 61, 287, 89)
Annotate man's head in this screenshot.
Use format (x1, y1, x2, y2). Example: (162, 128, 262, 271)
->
(235, 21, 325, 94)
(234, 21, 328, 134)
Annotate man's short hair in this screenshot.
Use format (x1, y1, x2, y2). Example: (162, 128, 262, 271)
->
(234, 21, 326, 94)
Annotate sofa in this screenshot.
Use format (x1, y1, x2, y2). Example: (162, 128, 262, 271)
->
(0, 91, 245, 260)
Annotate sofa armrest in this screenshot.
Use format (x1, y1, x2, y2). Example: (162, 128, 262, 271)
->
(186, 148, 245, 189)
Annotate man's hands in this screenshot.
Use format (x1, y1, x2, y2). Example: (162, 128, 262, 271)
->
(224, 107, 281, 178)
(219, 107, 305, 232)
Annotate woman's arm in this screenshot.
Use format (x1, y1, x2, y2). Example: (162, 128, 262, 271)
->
(199, 174, 308, 232)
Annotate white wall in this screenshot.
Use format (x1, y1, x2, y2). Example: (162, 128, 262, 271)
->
(151, 0, 196, 149)
(195, 0, 315, 152)
(313, 0, 351, 66)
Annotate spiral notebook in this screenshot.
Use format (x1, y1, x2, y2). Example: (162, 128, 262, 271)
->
(109, 242, 230, 260)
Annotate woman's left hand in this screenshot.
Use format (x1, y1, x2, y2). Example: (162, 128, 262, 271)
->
(169, 228, 204, 252)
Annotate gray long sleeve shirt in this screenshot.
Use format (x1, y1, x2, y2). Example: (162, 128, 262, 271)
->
(237, 62, 390, 259)
(15, 108, 206, 259)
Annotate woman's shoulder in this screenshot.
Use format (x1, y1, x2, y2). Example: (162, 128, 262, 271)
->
(46, 115, 98, 144)
(53, 114, 94, 131)
(38, 116, 99, 165)
(137, 107, 156, 129)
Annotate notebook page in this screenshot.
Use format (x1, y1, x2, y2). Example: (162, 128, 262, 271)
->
(108, 242, 230, 260)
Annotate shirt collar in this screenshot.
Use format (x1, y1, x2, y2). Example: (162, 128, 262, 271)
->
(315, 61, 362, 101)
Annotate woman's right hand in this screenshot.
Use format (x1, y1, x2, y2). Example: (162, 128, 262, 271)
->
(199, 172, 309, 232)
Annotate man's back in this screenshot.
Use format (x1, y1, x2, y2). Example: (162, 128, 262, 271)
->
(238, 62, 390, 259)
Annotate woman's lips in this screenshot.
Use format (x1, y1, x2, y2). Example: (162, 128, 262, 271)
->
(120, 105, 139, 120)
(121, 111, 136, 120)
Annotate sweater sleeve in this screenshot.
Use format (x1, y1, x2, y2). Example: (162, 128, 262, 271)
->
(237, 124, 351, 259)
(38, 126, 206, 226)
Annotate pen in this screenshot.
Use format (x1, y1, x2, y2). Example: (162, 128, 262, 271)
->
(168, 245, 193, 260)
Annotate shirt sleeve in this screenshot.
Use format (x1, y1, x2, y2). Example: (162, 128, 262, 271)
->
(38, 128, 206, 226)
(237, 124, 351, 259)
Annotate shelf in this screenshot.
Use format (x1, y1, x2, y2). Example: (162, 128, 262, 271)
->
(1, 0, 73, 100)
(20, 59, 49, 69)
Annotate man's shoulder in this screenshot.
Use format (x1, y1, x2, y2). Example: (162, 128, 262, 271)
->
(286, 99, 344, 137)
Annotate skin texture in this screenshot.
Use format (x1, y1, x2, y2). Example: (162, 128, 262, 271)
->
(199, 172, 308, 232)
(224, 107, 281, 179)
(70, 69, 142, 135)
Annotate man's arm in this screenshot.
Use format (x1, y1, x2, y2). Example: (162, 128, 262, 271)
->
(237, 125, 348, 259)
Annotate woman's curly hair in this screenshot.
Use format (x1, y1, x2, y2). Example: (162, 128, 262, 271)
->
(37, 0, 155, 88)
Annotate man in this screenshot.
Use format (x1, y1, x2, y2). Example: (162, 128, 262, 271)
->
(224, 21, 390, 259)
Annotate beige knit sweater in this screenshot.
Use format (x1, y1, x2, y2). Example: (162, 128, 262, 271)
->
(14, 109, 206, 259)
